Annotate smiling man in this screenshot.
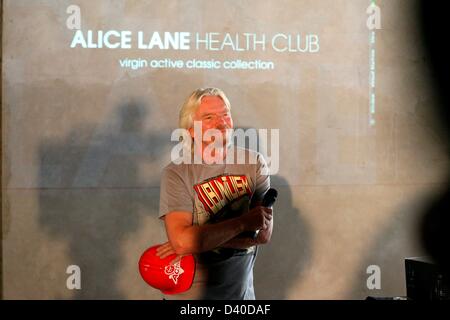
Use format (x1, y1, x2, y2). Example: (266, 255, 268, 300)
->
(157, 87, 273, 300)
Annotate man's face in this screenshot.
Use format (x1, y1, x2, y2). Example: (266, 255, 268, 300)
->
(189, 95, 234, 149)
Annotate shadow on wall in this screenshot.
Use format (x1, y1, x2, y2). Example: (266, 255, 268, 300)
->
(38, 101, 169, 299)
(227, 127, 311, 299)
(253, 175, 311, 299)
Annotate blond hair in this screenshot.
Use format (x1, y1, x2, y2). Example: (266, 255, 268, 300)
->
(179, 87, 231, 130)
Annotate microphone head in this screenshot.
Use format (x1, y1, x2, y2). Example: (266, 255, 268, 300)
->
(262, 188, 278, 207)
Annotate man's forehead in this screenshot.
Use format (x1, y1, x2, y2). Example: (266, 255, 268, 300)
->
(200, 95, 225, 105)
(197, 96, 229, 113)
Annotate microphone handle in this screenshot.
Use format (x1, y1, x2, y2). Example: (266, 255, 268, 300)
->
(241, 188, 277, 239)
(241, 204, 273, 239)
(249, 203, 273, 239)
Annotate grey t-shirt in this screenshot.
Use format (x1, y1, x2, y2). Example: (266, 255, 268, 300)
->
(159, 147, 270, 300)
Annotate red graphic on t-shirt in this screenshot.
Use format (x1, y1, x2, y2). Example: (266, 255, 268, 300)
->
(194, 175, 252, 215)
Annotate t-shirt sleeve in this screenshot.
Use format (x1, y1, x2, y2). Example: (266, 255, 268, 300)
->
(252, 153, 271, 202)
(159, 167, 193, 219)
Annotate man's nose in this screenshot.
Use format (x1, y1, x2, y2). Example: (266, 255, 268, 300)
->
(215, 116, 227, 127)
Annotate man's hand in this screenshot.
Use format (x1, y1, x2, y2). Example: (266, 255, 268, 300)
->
(255, 212, 273, 244)
(222, 208, 274, 248)
(155, 241, 187, 265)
(239, 206, 272, 232)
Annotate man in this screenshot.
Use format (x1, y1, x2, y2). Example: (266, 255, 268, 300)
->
(157, 87, 273, 299)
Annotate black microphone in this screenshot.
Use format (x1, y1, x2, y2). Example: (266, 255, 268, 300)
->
(261, 188, 278, 208)
(244, 188, 278, 239)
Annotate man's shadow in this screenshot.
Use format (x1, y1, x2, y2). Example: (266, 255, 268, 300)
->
(228, 130, 311, 299)
(38, 101, 169, 298)
(253, 175, 311, 299)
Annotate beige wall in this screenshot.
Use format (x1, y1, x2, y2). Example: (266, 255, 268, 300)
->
(2, 0, 448, 299)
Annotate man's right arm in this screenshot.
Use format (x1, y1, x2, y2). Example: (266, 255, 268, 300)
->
(162, 206, 272, 255)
